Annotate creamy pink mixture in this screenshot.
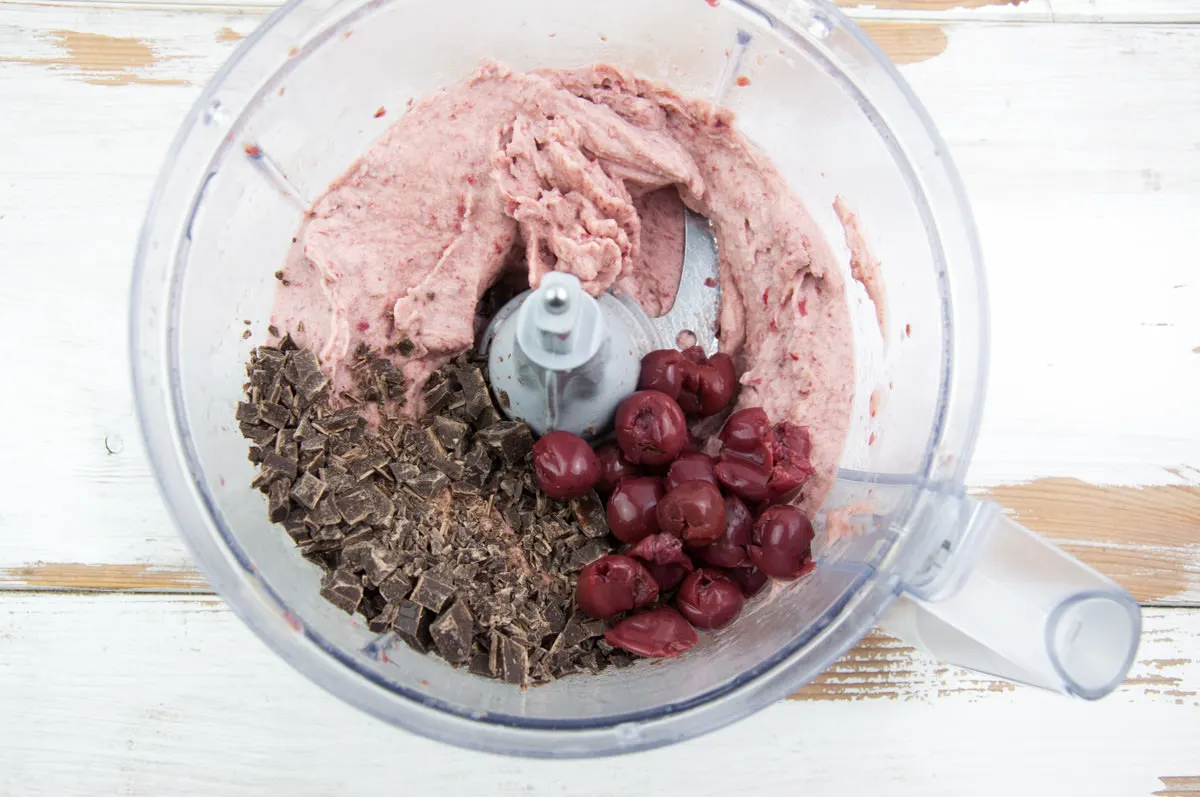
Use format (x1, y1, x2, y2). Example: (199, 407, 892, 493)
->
(272, 62, 854, 513)
(833, 197, 887, 339)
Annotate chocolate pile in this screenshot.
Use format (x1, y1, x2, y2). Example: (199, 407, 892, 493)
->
(237, 337, 632, 686)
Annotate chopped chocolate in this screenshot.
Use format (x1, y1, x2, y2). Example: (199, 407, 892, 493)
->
(282, 348, 329, 402)
(456, 366, 491, 420)
(494, 632, 529, 686)
(378, 572, 413, 603)
(571, 539, 611, 568)
(431, 415, 469, 451)
(362, 543, 400, 584)
(430, 599, 474, 665)
(469, 651, 495, 678)
(423, 378, 454, 413)
(410, 571, 456, 612)
(235, 401, 259, 424)
(267, 478, 291, 523)
(367, 600, 400, 633)
(258, 401, 291, 429)
(315, 407, 361, 435)
(306, 495, 341, 528)
(332, 488, 374, 526)
(240, 345, 625, 686)
(570, 492, 608, 538)
(310, 524, 346, 544)
(407, 470, 448, 500)
(474, 421, 534, 467)
(392, 599, 432, 652)
(320, 568, 363, 614)
(289, 472, 327, 510)
(239, 422, 277, 447)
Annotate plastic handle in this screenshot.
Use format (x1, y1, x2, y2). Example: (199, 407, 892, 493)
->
(880, 496, 1142, 699)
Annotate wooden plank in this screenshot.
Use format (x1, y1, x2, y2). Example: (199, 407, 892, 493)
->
(981, 480, 1200, 606)
(0, 7, 1196, 598)
(3, 478, 1197, 603)
(0, 593, 1196, 795)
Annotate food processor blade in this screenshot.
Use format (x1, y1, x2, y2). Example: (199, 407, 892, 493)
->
(480, 208, 721, 437)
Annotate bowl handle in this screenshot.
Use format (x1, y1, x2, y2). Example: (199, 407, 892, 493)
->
(880, 495, 1141, 699)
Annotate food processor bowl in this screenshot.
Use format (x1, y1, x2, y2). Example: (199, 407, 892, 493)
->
(132, 0, 1140, 757)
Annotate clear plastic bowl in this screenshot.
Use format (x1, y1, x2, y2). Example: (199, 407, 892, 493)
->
(132, 0, 988, 756)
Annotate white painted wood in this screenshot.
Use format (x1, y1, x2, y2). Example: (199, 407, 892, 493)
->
(0, 594, 1196, 795)
(2, 9, 1197, 572)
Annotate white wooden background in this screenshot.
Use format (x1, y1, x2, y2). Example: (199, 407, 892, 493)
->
(2, 0, 1199, 794)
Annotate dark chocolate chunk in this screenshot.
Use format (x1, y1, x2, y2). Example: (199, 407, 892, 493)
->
(389, 461, 420, 484)
(493, 632, 529, 686)
(570, 492, 609, 539)
(310, 524, 346, 544)
(239, 422, 277, 447)
(431, 416, 469, 451)
(299, 432, 327, 453)
(254, 346, 286, 374)
(474, 405, 502, 430)
(260, 449, 298, 481)
(258, 402, 291, 429)
(306, 495, 341, 528)
(378, 572, 413, 604)
(455, 367, 492, 420)
(571, 539, 610, 568)
(320, 569, 363, 614)
(283, 348, 329, 401)
(430, 599, 473, 665)
(460, 444, 492, 487)
(543, 602, 567, 635)
(474, 422, 533, 466)
(557, 611, 604, 650)
(267, 478, 291, 523)
(407, 470, 448, 500)
(397, 337, 416, 357)
(349, 451, 389, 481)
(392, 600, 432, 652)
(409, 571, 455, 612)
(332, 488, 374, 526)
(469, 651, 495, 678)
(315, 407, 361, 435)
(289, 472, 327, 510)
(367, 600, 400, 633)
(362, 544, 400, 585)
(235, 401, 260, 424)
(422, 379, 454, 413)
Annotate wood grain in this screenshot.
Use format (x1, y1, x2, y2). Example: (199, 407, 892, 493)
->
(1157, 778, 1200, 797)
(0, 29, 189, 85)
(858, 21, 949, 64)
(4, 479, 1196, 604)
(981, 479, 1200, 606)
(0, 563, 208, 592)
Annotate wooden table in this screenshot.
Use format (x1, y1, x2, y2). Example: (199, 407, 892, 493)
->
(2, 0, 1198, 793)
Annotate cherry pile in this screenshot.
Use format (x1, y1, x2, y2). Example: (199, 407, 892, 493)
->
(529, 347, 817, 660)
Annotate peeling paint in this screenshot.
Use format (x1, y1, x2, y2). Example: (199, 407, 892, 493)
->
(857, 21, 949, 65)
(0, 30, 188, 86)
